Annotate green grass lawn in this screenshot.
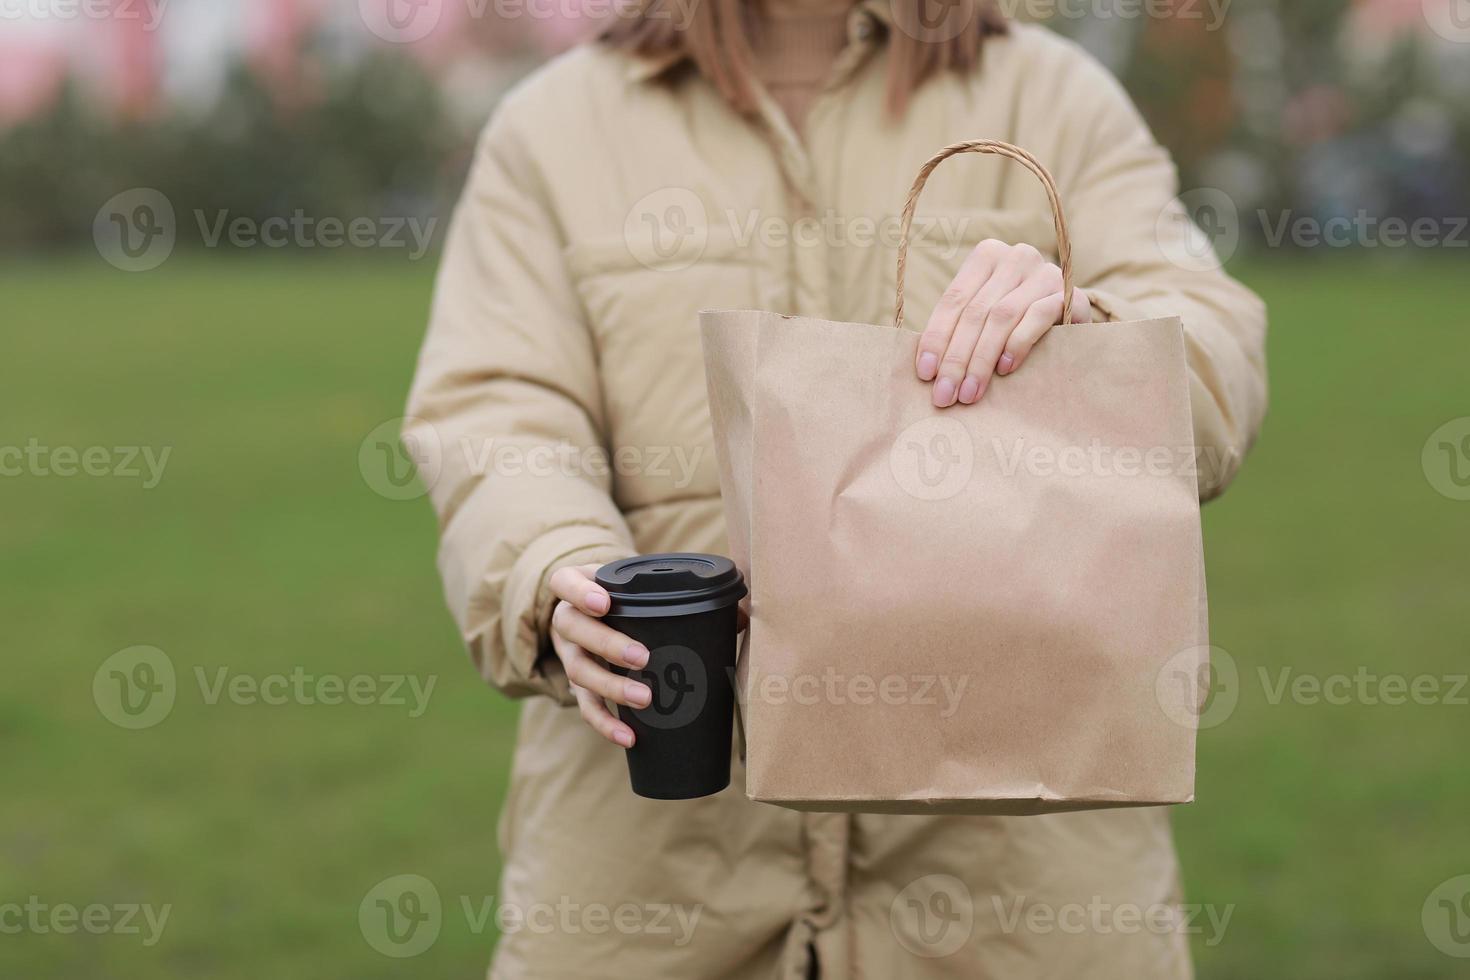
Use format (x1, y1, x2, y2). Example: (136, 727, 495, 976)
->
(3, 252, 1467, 978)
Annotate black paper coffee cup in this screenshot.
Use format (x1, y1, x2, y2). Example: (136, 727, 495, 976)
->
(595, 553, 747, 800)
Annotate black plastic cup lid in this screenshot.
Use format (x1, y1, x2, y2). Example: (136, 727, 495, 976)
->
(595, 553, 747, 618)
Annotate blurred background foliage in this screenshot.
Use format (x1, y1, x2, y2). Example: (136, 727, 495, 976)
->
(2, 0, 1469, 255)
(1053, 0, 1470, 240)
(0, 51, 455, 251)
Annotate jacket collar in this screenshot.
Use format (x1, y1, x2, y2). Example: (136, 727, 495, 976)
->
(622, 0, 892, 83)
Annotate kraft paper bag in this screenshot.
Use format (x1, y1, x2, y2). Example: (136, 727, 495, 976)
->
(700, 141, 1209, 815)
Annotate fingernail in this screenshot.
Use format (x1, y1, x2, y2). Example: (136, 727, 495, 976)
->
(587, 591, 609, 614)
(933, 377, 957, 408)
(958, 376, 980, 404)
(998, 353, 1015, 376)
(625, 681, 651, 707)
(625, 643, 649, 668)
(917, 352, 939, 381)
(614, 729, 634, 748)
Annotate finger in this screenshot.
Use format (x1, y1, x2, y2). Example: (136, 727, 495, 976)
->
(553, 629, 652, 709)
(999, 294, 1064, 377)
(916, 239, 1006, 382)
(548, 563, 611, 616)
(1068, 286, 1094, 325)
(552, 602, 650, 670)
(961, 265, 1061, 402)
(1000, 287, 1092, 376)
(574, 683, 635, 747)
(935, 250, 1039, 407)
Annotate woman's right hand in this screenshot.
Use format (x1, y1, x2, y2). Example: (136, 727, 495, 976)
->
(548, 564, 652, 748)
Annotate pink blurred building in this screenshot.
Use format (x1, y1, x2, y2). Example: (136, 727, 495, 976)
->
(1350, 0, 1441, 34)
(0, 0, 598, 126)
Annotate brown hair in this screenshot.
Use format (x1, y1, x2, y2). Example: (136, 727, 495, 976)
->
(601, 0, 1008, 116)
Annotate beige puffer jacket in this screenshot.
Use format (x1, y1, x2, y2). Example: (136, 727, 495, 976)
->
(406, 8, 1266, 977)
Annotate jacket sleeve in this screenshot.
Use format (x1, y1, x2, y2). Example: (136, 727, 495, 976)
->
(1048, 50, 1269, 501)
(404, 102, 636, 705)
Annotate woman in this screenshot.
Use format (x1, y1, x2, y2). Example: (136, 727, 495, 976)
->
(405, 0, 1267, 975)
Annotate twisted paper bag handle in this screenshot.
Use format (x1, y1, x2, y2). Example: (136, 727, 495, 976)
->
(894, 140, 1074, 331)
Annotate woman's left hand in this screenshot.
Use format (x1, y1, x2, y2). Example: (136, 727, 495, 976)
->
(915, 239, 1093, 408)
